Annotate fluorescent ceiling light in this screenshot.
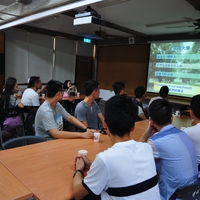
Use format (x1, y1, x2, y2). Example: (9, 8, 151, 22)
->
(0, 0, 103, 30)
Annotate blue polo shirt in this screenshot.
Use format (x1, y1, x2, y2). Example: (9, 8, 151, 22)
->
(148, 124, 198, 200)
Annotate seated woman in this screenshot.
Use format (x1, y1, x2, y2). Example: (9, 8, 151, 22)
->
(0, 77, 24, 138)
(63, 80, 77, 96)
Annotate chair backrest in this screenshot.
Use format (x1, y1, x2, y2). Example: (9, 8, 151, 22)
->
(169, 181, 200, 200)
(0, 107, 24, 119)
(71, 99, 84, 116)
(1, 136, 46, 150)
(94, 98, 101, 105)
(24, 106, 39, 136)
(0, 107, 25, 145)
(59, 100, 71, 114)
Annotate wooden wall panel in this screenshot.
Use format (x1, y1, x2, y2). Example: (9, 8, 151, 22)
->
(0, 31, 4, 54)
(97, 44, 150, 95)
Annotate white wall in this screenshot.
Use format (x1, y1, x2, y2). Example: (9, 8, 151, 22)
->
(4, 29, 95, 84)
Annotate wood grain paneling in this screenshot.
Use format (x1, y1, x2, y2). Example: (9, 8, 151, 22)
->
(97, 44, 150, 95)
(0, 31, 4, 54)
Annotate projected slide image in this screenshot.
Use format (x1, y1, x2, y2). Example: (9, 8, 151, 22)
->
(147, 41, 200, 98)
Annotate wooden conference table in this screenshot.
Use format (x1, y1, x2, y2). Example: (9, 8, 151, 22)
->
(0, 115, 192, 200)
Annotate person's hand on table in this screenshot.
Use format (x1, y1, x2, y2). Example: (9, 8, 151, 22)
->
(74, 157, 85, 171)
(87, 128, 96, 133)
(74, 155, 92, 170)
(82, 131, 94, 139)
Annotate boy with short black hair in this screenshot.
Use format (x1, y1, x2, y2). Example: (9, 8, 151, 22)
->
(183, 94, 200, 164)
(74, 80, 104, 130)
(112, 81, 125, 95)
(148, 86, 169, 106)
(73, 95, 160, 200)
(140, 99, 198, 200)
(35, 80, 94, 140)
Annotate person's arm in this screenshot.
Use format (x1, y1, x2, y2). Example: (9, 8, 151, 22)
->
(139, 113, 147, 120)
(17, 102, 24, 108)
(66, 115, 94, 132)
(98, 113, 104, 124)
(139, 124, 157, 142)
(73, 158, 89, 200)
(74, 86, 78, 95)
(49, 129, 93, 139)
(37, 86, 46, 94)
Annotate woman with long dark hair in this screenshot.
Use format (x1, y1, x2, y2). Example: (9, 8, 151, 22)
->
(63, 80, 77, 96)
(0, 77, 24, 139)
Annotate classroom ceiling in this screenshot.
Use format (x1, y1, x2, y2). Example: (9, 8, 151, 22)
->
(0, 0, 200, 41)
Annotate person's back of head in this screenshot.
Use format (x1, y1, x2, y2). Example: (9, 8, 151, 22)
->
(84, 80, 99, 96)
(63, 80, 71, 89)
(134, 86, 146, 99)
(191, 95, 200, 119)
(28, 76, 40, 88)
(105, 95, 138, 137)
(46, 80, 63, 98)
(149, 99, 172, 126)
(0, 77, 17, 108)
(112, 81, 125, 95)
(159, 86, 169, 98)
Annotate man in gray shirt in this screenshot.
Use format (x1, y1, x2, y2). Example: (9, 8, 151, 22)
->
(74, 80, 104, 130)
(35, 80, 94, 140)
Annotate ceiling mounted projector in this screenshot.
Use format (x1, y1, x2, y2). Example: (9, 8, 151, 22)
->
(73, 6, 104, 26)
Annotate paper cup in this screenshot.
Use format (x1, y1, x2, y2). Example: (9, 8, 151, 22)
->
(78, 150, 88, 156)
(42, 94, 45, 98)
(175, 111, 180, 116)
(77, 92, 80, 96)
(94, 132, 100, 142)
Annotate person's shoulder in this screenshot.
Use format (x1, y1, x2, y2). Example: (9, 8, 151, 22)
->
(38, 101, 51, 113)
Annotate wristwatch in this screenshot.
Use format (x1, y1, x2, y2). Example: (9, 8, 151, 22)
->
(73, 169, 84, 178)
(84, 127, 89, 132)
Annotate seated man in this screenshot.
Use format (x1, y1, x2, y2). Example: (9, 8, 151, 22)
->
(73, 95, 160, 200)
(35, 80, 94, 140)
(74, 80, 104, 130)
(134, 86, 148, 121)
(112, 81, 126, 95)
(183, 94, 200, 165)
(21, 76, 42, 106)
(113, 81, 146, 121)
(148, 86, 169, 106)
(140, 99, 198, 200)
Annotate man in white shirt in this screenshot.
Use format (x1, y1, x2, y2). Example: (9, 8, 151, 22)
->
(21, 76, 42, 106)
(73, 95, 160, 200)
(148, 86, 169, 106)
(183, 94, 200, 165)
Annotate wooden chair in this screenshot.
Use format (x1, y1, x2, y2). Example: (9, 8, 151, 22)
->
(169, 181, 200, 200)
(1, 135, 46, 150)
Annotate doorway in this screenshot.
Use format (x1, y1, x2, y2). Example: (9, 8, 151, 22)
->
(75, 56, 93, 94)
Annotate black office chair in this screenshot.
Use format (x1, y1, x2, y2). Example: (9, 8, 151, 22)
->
(94, 98, 101, 105)
(0, 107, 25, 146)
(59, 100, 72, 129)
(59, 100, 71, 114)
(1, 135, 46, 150)
(23, 106, 40, 136)
(169, 181, 200, 200)
(71, 99, 84, 116)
